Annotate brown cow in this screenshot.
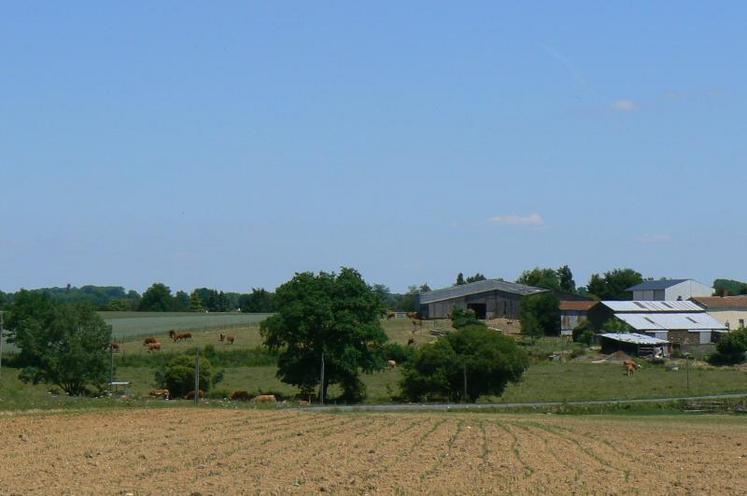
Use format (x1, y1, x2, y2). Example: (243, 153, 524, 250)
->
(386, 311, 396, 320)
(149, 389, 170, 400)
(230, 390, 252, 401)
(147, 342, 161, 352)
(225, 335, 235, 345)
(623, 360, 639, 376)
(143, 336, 158, 346)
(407, 337, 415, 346)
(184, 390, 205, 400)
(110, 342, 120, 352)
(253, 394, 277, 403)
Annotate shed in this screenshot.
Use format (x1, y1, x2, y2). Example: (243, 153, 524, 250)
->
(626, 279, 713, 301)
(418, 279, 546, 320)
(598, 332, 670, 357)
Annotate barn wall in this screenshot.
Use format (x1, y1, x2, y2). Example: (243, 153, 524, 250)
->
(423, 290, 525, 320)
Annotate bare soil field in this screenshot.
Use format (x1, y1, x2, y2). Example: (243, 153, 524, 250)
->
(0, 409, 745, 495)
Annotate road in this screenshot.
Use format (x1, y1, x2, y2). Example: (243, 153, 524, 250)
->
(305, 392, 747, 412)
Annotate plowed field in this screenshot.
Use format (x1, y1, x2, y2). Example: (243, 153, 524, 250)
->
(0, 409, 745, 495)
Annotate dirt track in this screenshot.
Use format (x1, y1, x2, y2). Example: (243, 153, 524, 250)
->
(0, 408, 745, 495)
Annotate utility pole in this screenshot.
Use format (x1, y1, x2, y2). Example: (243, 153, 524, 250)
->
(194, 349, 200, 406)
(319, 352, 325, 405)
(462, 362, 467, 403)
(0, 313, 4, 381)
(109, 338, 114, 394)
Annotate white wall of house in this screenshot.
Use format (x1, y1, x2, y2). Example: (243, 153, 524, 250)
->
(705, 309, 747, 330)
(664, 281, 713, 301)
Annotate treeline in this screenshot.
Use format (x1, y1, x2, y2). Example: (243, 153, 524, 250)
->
(0, 284, 276, 313)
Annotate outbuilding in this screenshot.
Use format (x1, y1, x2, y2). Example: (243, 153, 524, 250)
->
(691, 295, 747, 331)
(598, 332, 670, 357)
(627, 279, 713, 301)
(417, 279, 546, 320)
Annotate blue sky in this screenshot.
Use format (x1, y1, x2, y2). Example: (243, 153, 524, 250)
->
(1, 2, 745, 293)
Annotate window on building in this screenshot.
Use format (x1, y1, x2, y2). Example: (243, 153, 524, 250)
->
(740, 319, 745, 329)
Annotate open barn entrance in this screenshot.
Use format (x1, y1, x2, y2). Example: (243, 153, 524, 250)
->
(467, 303, 487, 320)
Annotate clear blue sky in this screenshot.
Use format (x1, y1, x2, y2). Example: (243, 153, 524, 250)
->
(1, 2, 745, 294)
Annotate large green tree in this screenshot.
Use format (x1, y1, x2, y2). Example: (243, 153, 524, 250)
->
(520, 293, 561, 337)
(713, 279, 747, 296)
(586, 269, 643, 300)
(517, 268, 561, 290)
(239, 288, 276, 313)
(400, 322, 528, 402)
(138, 283, 174, 311)
(557, 265, 576, 293)
(260, 268, 388, 402)
(5, 292, 111, 395)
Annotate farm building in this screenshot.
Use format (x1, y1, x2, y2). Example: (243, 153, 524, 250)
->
(417, 279, 546, 320)
(598, 332, 671, 357)
(560, 300, 598, 336)
(691, 295, 747, 330)
(588, 300, 727, 345)
(627, 279, 713, 301)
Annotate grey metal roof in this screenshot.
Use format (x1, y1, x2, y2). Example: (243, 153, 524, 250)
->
(599, 332, 669, 345)
(626, 279, 690, 291)
(418, 279, 546, 304)
(602, 301, 702, 313)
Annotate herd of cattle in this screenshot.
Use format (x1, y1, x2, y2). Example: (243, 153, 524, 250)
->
(147, 388, 295, 404)
(109, 330, 238, 353)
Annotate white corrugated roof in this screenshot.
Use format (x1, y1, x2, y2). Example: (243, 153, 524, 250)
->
(616, 312, 727, 331)
(603, 301, 702, 313)
(599, 332, 669, 345)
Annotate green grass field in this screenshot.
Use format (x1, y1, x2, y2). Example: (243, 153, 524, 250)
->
(101, 312, 272, 340)
(2, 317, 746, 410)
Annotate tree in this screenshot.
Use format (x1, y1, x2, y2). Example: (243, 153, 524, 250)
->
(0, 290, 6, 310)
(558, 265, 576, 293)
(520, 293, 561, 337)
(400, 322, 529, 402)
(465, 273, 487, 284)
(189, 291, 205, 312)
(156, 355, 214, 398)
(139, 283, 174, 312)
(517, 268, 560, 290)
(238, 288, 276, 313)
(586, 268, 643, 300)
(710, 328, 747, 365)
(5, 292, 111, 395)
(260, 268, 388, 402)
(713, 279, 747, 296)
(173, 291, 190, 312)
(455, 273, 466, 286)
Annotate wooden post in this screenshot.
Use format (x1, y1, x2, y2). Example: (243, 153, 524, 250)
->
(194, 350, 200, 405)
(319, 352, 325, 405)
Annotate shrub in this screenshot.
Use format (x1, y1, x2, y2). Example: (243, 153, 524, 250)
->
(709, 328, 747, 365)
(400, 323, 529, 402)
(520, 293, 561, 337)
(155, 355, 214, 398)
(381, 342, 415, 364)
(451, 308, 480, 329)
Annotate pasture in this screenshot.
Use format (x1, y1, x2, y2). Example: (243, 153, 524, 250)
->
(0, 409, 744, 495)
(102, 311, 271, 340)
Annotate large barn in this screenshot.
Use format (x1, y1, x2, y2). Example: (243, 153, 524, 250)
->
(417, 279, 546, 320)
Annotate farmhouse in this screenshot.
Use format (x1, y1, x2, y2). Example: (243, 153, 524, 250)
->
(559, 300, 597, 336)
(627, 279, 713, 301)
(691, 295, 747, 330)
(588, 300, 727, 345)
(417, 279, 546, 320)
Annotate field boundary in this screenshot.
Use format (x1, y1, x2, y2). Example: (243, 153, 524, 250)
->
(307, 392, 747, 413)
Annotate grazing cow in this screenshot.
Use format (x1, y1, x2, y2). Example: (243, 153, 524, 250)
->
(143, 336, 158, 346)
(170, 331, 192, 342)
(225, 335, 235, 345)
(623, 360, 639, 376)
(184, 390, 205, 400)
(386, 311, 396, 320)
(253, 394, 277, 403)
(147, 342, 161, 352)
(387, 359, 397, 368)
(110, 342, 120, 352)
(230, 390, 252, 401)
(407, 337, 415, 346)
(149, 389, 170, 400)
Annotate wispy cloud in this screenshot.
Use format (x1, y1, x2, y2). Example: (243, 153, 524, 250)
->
(488, 213, 544, 227)
(611, 99, 639, 112)
(539, 44, 587, 88)
(636, 234, 672, 244)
